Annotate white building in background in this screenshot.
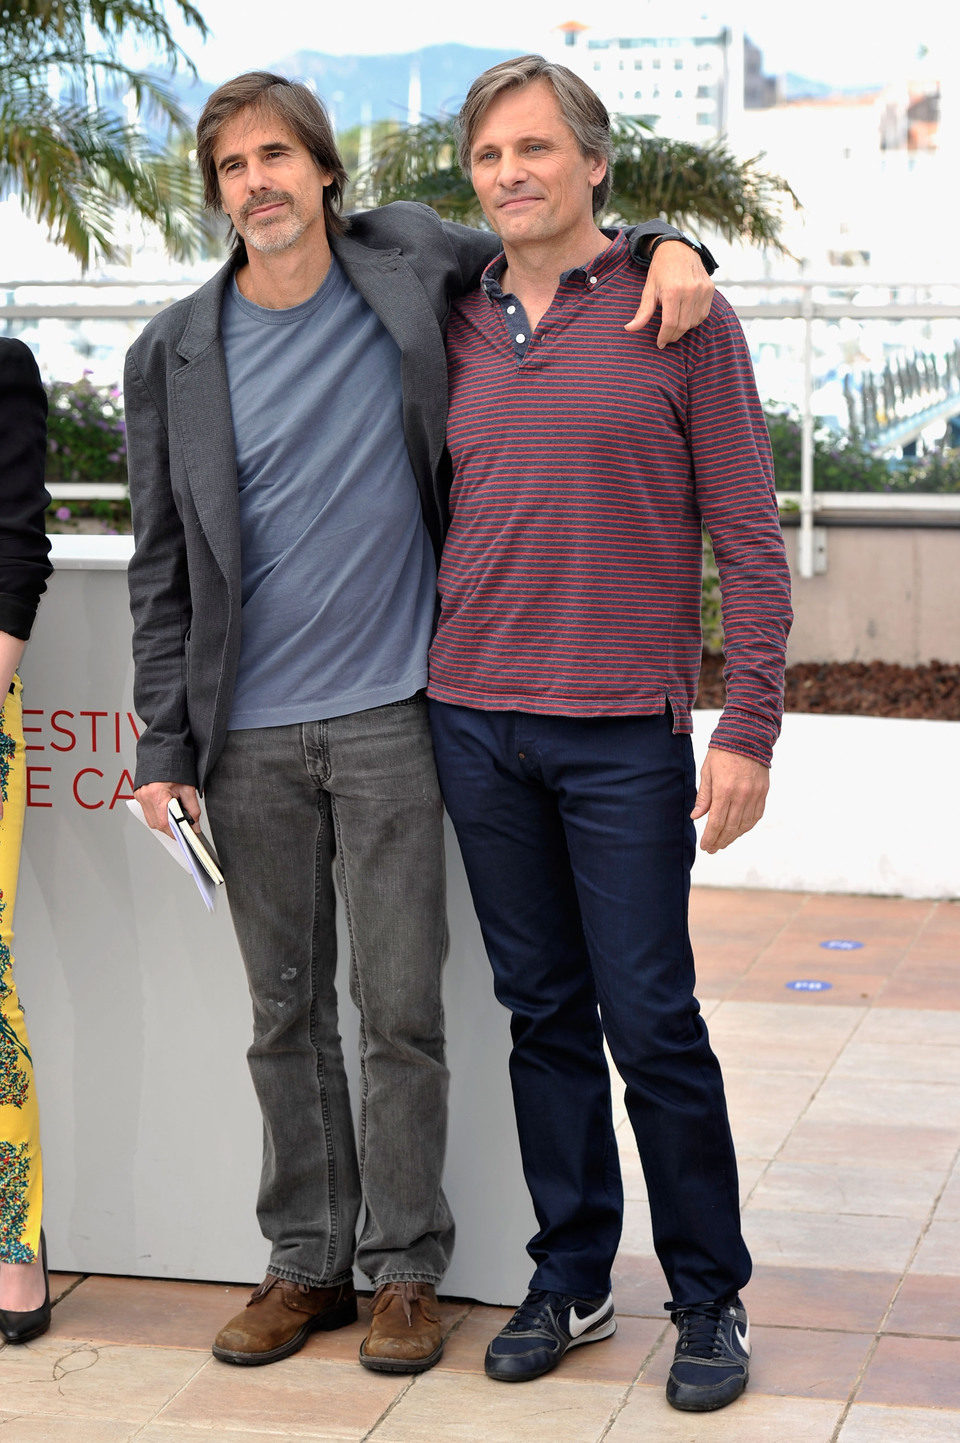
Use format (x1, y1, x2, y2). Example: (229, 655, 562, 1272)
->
(547, 3, 748, 146)
(544, 6, 952, 286)
(733, 55, 952, 281)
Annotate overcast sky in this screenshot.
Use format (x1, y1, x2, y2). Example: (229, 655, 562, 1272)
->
(169, 1, 955, 91)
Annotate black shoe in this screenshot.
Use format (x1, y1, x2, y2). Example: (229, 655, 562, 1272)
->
(666, 1297, 750, 1412)
(0, 1229, 51, 1344)
(484, 1288, 616, 1382)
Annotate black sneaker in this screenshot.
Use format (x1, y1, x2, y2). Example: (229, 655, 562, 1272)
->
(666, 1298, 750, 1411)
(485, 1288, 616, 1382)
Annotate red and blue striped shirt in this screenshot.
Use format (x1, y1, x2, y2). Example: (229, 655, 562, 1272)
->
(427, 232, 793, 766)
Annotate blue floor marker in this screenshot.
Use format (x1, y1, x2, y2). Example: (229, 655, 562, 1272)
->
(786, 979, 833, 992)
(819, 939, 864, 950)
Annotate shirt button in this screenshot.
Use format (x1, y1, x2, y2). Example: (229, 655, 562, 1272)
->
(588, 275, 598, 286)
(516, 333, 526, 343)
(518, 752, 526, 761)
(506, 304, 516, 314)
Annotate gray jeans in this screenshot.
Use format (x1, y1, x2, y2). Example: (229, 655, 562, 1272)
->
(204, 694, 453, 1288)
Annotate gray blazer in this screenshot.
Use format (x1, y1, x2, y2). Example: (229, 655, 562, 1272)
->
(124, 202, 680, 792)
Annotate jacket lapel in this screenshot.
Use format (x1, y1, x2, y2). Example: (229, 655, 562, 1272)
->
(332, 231, 449, 474)
(170, 261, 243, 594)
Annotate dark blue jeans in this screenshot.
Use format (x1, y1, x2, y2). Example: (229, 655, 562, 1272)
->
(429, 700, 750, 1308)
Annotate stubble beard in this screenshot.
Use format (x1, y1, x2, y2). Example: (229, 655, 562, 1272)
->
(236, 191, 309, 255)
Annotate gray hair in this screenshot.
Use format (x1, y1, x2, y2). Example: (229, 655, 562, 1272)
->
(457, 55, 614, 215)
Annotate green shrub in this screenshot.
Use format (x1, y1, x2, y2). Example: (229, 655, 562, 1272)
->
(764, 405, 960, 493)
(45, 373, 126, 483)
(701, 530, 723, 654)
(765, 407, 891, 492)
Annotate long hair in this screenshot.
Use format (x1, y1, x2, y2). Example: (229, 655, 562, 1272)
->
(195, 71, 349, 259)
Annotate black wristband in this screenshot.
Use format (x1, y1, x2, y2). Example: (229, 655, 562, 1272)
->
(647, 232, 704, 261)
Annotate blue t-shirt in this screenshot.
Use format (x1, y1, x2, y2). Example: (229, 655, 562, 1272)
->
(221, 258, 436, 728)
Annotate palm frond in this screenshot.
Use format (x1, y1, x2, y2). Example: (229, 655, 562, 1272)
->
(0, 0, 210, 265)
(360, 113, 801, 255)
(607, 119, 801, 252)
(0, 88, 213, 266)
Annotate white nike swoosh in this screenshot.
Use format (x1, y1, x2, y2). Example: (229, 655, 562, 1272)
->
(567, 1295, 612, 1339)
(735, 1319, 751, 1355)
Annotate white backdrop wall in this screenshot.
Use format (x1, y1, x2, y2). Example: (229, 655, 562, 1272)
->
(19, 540, 535, 1301)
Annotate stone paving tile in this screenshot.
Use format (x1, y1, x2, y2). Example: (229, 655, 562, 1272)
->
(606, 1387, 843, 1441)
(367, 1371, 627, 1442)
(748, 1161, 948, 1220)
(778, 1120, 959, 1173)
(729, 969, 890, 1007)
(49, 1272, 84, 1304)
(742, 1266, 899, 1333)
(690, 953, 757, 996)
(918, 899, 960, 929)
(838, 1404, 960, 1441)
(830, 1041, 960, 1084)
(156, 1354, 404, 1438)
(884, 1274, 960, 1338)
(878, 966, 960, 1010)
(742, 1208, 922, 1274)
(0, 1420, 138, 1442)
(784, 894, 934, 933)
(934, 1159, 960, 1222)
(802, 1076, 960, 1131)
(707, 999, 864, 1071)
(138, 1429, 346, 1443)
(857, 1336, 960, 1408)
(609, 1255, 670, 1319)
(855, 1008, 960, 1045)
(689, 886, 806, 943)
(722, 1069, 821, 1157)
(0, 1339, 206, 1422)
(619, 1199, 654, 1257)
(760, 944, 907, 975)
(434, 1304, 509, 1375)
(909, 1220, 960, 1278)
(50, 1274, 254, 1350)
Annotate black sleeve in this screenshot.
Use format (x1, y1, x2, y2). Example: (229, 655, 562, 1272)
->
(0, 338, 53, 639)
(439, 219, 501, 291)
(623, 220, 718, 275)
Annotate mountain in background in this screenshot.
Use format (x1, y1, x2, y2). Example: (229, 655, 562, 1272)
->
(161, 43, 515, 134)
(781, 73, 881, 101)
(156, 43, 871, 137)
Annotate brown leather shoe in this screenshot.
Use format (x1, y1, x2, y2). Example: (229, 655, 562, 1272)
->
(359, 1281, 444, 1373)
(213, 1274, 357, 1365)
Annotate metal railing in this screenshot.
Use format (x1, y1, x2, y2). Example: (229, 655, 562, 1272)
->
(716, 281, 960, 575)
(4, 276, 960, 579)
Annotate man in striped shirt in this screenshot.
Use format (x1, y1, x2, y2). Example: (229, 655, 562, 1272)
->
(427, 56, 792, 1413)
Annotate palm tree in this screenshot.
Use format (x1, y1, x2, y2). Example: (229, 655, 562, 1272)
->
(356, 115, 799, 252)
(0, 0, 217, 267)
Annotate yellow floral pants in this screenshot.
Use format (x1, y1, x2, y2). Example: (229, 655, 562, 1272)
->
(0, 674, 42, 1264)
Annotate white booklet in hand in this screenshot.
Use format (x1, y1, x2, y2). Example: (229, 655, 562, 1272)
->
(125, 798, 224, 912)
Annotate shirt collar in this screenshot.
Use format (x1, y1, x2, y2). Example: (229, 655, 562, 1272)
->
(480, 228, 627, 301)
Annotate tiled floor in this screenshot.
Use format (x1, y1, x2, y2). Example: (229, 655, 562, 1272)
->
(2, 887, 958, 1442)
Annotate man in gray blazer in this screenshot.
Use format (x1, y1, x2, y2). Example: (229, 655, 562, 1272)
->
(125, 70, 714, 1376)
